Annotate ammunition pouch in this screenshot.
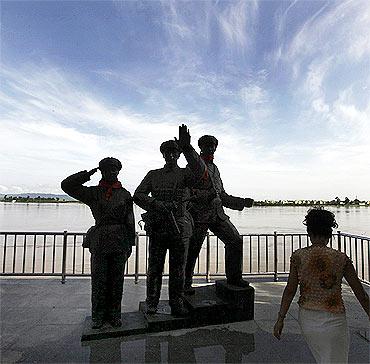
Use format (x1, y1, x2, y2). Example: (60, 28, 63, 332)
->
(141, 210, 181, 236)
(141, 212, 156, 235)
(83, 225, 100, 248)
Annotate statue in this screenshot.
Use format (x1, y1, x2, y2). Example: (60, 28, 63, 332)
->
(61, 158, 135, 329)
(134, 126, 207, 317)
(184, 135, 254, 295)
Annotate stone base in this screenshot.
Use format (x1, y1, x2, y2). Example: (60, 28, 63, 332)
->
(184, 284, 236, 325)
(81, 280, 255, 341)
(215, 279, 255, 320)
(81, 312, 147, 341)
(139, 301, 190, 332)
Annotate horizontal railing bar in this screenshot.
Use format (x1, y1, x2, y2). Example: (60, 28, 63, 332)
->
(339, 232, 370, 240)
(0, 273, 63, 277)
(1, 232, 352, 237)
(0, 232, 67, 236)
(1, 272, 368, 285)
(126, 232, 309, 237)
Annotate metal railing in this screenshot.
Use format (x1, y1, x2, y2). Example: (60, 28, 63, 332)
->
(0, 231, 369, 285)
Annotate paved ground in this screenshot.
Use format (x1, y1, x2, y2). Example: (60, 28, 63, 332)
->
(0, 277, 369, 363)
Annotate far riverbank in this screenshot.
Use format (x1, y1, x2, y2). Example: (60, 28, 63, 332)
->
(1, 199, 369, 207)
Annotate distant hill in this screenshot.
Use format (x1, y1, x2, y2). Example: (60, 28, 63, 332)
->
(0, 193, 76, 201)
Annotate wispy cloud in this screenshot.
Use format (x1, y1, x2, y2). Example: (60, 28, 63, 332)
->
(283, 0, 370, 70)
(2, 55, 369, 199)
(216, 0, 259, 52)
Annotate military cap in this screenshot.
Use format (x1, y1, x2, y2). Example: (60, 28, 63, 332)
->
(98, 157, 122, 170)
(160, 140, 181, 154)
(198, 135, 218, 148)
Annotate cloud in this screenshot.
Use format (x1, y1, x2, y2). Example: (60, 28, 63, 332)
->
(240, 84, 269, 106)
(1, 60, 369, 199)
(268, 1, 370, 158)
(328, 89, 370, 143)
(0, 65, 253, 192)
(0, 66, 177, 191)
(216, 0, 259, 52)
(283, 1, 370, 70)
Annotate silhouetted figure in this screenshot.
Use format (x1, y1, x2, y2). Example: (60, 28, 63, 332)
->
(273, 208, 369, 363)
(184, 135, 254, 294)
(134, 127, 206, 317)
(61, 158, 135, 329)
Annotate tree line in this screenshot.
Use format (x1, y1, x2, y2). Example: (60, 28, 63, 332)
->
(1, 195, 368, 206)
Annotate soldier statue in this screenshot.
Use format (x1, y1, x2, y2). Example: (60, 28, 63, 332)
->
(184, 135, 254, 295)
(134, 126, 206, 317)
(61, 158, 135, 329)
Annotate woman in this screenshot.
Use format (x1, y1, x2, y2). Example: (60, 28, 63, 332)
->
(273, 208, 369, 363)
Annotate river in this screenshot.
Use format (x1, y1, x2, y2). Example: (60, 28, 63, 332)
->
(0, 202, 369, 236)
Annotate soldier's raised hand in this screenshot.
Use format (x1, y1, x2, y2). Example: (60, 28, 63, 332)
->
(177, 124, 191, 149)
(244, 198, 254, 208)
(88, 167, 99, 176)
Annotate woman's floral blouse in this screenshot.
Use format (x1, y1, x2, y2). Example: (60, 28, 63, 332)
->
(291, 246, 351, 313)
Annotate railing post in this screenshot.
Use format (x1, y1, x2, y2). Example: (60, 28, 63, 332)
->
(337, 231, 341, 252)
(61, 230, 67, 284)
(274, 231, 278, 282)
(134, 233, 139, 284)
(206, 232, 210, 283)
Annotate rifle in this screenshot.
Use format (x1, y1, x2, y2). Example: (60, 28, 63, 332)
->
(169, 210, 181, 235)
(140, 203, 181, 236)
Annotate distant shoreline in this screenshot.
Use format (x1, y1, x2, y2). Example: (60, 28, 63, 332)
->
(0, 201, 368, 207)
(0, 200, 79, 204)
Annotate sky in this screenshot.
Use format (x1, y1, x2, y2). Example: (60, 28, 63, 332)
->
(0, 0, 369, 200)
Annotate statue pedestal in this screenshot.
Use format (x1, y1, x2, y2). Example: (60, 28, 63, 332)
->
(81, 280, 255, 341)
(183, 284, 237, 325)
(81, 312, 147, 341)
(215, 279, 254, 320)
(139, 301, 190, 332)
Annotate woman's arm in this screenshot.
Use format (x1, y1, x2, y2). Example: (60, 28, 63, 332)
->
(273, 262, 299, 339)
(344, 260, 369, 318)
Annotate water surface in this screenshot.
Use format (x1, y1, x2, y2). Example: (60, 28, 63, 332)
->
(1, 202, 369, 236)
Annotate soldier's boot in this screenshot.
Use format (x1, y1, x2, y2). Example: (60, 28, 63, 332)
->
(184, 284, 195, 295)
(225, 238, 249, 288)
(170, 300, 189, 317)
(145, 299, 158, 315)
(92, 318, 104, 329)
(91, 310, 105, 329)
(184, 274, 195, 295)
(109, 313, 122, 328)
(110, 317, 122, 328)
(146, 305, 157, 315)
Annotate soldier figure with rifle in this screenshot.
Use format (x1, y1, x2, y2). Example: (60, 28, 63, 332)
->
(134, 126, 206, 317)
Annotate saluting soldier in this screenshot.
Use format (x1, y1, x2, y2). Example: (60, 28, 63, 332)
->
(61, 157, 135, 329)
(134, 126, 206, 317)
(184, 135, 254, 294)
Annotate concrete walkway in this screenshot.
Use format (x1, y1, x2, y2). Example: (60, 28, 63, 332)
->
(1, 278, 369, 363)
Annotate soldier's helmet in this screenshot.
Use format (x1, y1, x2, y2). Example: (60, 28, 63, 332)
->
(98, 157, 122, 171)
(198, 135, 218, 148)
(160, 140, 181, 154)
